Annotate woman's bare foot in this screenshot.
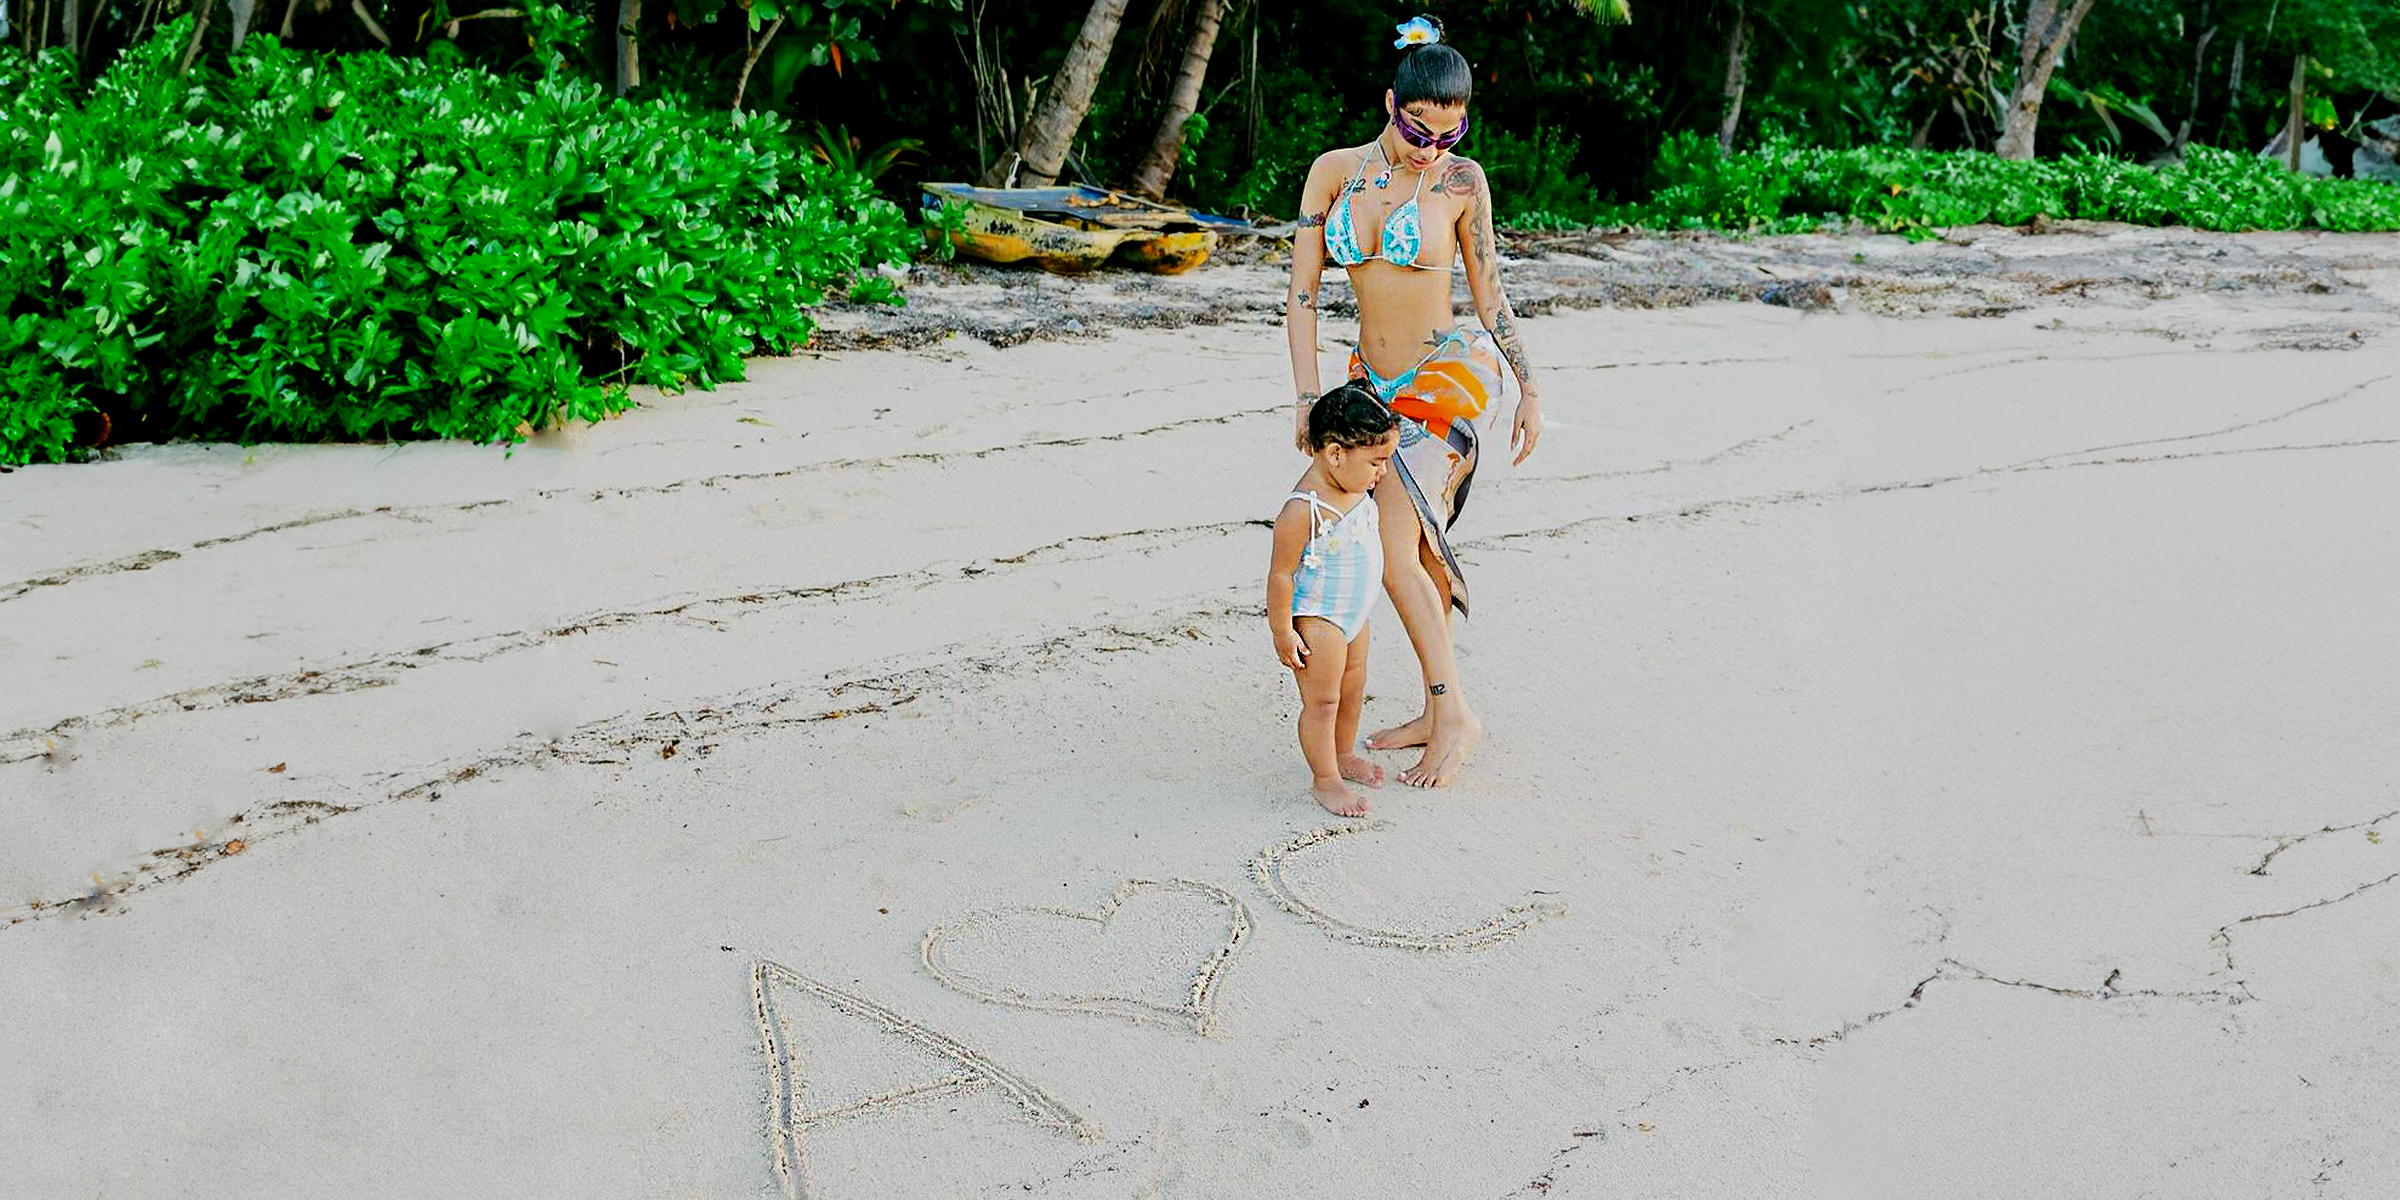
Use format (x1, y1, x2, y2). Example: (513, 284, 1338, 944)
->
(1364, 712, 1432, 751)
(1401, 712, 1484, 788)
(1338, 754, 1386, 788)
(1310, 778, 1372, 817)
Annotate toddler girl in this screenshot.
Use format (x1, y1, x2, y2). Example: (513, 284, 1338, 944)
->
(1266, 383, 1400, 816)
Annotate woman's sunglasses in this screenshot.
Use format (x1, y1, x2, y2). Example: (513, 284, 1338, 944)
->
(1390, 106, 1470, 151)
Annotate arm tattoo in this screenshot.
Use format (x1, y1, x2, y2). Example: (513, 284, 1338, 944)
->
(1296, 212, 1326, 228)
(1290, 289, 1316, 311)
(1436, 161, 1479, 197)
(1493, 306, 1535, 387)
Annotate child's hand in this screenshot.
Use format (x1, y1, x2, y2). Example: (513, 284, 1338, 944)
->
(1275, 627, 1309, 671)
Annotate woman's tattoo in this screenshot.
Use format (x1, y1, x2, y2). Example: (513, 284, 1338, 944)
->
(1435, 161, 1479, 197)
(1291, 289, 1316, 311)
(1493, 307, 1534, 384)
(1296, 212, 1327, 228)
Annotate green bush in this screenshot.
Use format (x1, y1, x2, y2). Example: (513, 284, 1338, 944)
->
(1621, 133, 2400, 237)
(0, 19, 915, 466)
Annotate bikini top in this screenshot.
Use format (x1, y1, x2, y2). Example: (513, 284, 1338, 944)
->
(1322, 150, 1440, 271)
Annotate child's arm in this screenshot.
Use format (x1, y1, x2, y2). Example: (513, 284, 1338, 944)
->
(1265, 500, 1312, 670)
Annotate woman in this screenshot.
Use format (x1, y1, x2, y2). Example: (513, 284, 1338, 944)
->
(1284, 15, 1544, 789)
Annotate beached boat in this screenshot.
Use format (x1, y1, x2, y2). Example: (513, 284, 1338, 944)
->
(920, 184, 1256, 275)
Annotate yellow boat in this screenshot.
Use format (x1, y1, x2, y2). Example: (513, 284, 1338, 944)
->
(921, 184, 1251, 275)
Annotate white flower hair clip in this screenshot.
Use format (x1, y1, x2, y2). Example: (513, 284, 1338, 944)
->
(1393, 16, 1439, 49)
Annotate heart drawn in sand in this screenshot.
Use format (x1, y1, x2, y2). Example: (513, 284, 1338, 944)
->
(920, 878, 1252, 1036)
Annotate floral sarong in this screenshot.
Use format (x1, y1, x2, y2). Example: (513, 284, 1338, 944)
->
(1348, 324, 1502, 617)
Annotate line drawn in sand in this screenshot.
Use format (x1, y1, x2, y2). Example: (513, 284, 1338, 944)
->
(1249, 823, 1569, 951)
(750, 960, 1098, 1200)
(920, 878, 1252, 1036)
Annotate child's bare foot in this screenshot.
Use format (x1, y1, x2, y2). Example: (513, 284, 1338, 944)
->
(1338, 754, 1385, 788)
(1310, 778, 1372, 817)
(1365, 712, 1432, 750)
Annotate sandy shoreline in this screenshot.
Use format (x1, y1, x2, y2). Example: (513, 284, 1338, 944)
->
(5, 228, 2399, 1197)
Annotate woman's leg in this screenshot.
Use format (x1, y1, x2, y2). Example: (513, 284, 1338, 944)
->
(1365, 543, 1453, 750)
(1367, 473, 1482, 788)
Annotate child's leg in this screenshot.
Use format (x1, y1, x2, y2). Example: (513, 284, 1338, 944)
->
(1294, 617, 1370, 817)
(1335, 623, 1383, 788)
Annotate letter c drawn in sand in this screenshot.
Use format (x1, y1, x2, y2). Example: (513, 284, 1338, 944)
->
(920, 878, 1253, 1037)
(750, 960, 1098, 1200)
(1248, 822, 1569, 951)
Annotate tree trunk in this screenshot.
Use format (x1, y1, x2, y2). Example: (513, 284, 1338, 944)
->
(1716, 6, 1749, 154)
(983, 0, 1129, 188)
(2285, 50, 2305, 172)
(2172, 24, 2215, 151)
(177, 0, 218, 73)
(1128, 0, 1224, 198)
(59, 0, 74, 54)
(1993, 0, 2101, 161)
(613, 0, 641, 96)
(730, 15, 783, 111)
(228, 0, 255, 51)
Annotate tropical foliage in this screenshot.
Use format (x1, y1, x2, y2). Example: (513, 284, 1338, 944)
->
(1626, 133, 2400, 235)
(0, 15, 912, 465)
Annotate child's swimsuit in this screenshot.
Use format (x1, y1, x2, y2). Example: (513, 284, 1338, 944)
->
(1286, 489, 1383, 641)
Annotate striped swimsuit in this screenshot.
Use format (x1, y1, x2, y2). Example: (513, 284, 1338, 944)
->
(1286, 489, 1382, 640)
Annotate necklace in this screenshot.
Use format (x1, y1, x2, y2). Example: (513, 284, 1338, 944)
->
(1370, 139, 1395, 190)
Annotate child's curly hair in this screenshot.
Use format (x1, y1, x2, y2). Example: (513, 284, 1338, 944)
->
(1308, 382, 1397, 451)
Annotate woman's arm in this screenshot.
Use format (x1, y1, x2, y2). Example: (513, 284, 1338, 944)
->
(1448, 159, 1544, 464)
(1286, 155, 1344, 453)
(1265, 500, 1312, 670)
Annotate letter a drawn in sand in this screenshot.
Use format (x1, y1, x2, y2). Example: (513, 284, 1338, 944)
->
(920, 878, 1252, 1036)
(750, 960, 1098, 1200)
(1250, 823, 1569, 951)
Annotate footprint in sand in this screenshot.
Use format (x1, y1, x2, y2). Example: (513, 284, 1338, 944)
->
(1248, 822, 1569, 951)
(750, 961, 1097, 1200)
(920, 878, 1252, 1036)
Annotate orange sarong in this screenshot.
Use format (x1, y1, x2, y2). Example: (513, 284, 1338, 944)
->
(1348, 324, 1502, 617)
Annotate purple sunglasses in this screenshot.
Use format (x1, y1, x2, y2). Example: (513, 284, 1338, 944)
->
(1390, 103, 1470, 151)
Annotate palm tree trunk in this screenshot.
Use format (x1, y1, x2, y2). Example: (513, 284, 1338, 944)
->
(614, 0, 641, 96)
(1128, 0, 1225, 198)
(1716, 4, 1749, 154)
(1993, 0, 2100, 161)
(983, 0, 1129, 188)
(2285, 50, 2305, 172)
(228, 0, 255, 51)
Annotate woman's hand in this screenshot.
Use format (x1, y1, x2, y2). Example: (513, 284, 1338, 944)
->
(1275, 626, 1310, 671)
(1293, 396, 1314, 454)
(1511, 394, 1544, 465)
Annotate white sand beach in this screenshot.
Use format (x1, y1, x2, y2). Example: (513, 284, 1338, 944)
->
(5, 226, 2399, 1198)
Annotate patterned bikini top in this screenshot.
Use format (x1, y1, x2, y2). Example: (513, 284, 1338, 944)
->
(1323, 150, 1440, 272)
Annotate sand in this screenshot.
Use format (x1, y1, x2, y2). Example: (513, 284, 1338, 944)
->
(4, 226, 2399, 1198)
